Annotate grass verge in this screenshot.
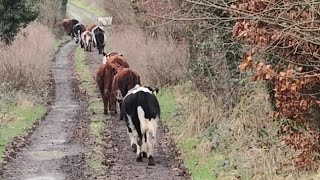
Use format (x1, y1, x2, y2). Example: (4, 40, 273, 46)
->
(158, 88, 218, 180)
(73, 46, 106, 176)
(158, 81, 305, 180)
(0, 90, 46, 164)
(69, 0, 106, 17)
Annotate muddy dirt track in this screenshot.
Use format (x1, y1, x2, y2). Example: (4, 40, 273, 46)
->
(85, 50, 189, 180)
(2, 41, 88, 180)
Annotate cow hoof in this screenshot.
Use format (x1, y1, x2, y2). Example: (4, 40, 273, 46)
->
(136, 155, 143, 162)
(142, 152, 148, 158)
(148, 156, 155, 166)
(110, 111, 116, 116)
(103, 110, 108, 115)
(132, 144, 137, 153)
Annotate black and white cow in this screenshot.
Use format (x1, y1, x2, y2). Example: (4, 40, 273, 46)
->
(72, 23, 86, 46)
(92, 26, 106, 54)
(120, 84, 160, 166)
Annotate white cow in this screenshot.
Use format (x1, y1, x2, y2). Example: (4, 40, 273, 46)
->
(96, 17, 113, 27)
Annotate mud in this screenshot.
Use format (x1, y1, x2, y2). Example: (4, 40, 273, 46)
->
(2, 41, 88, 180)
(85, 49, 190, 180)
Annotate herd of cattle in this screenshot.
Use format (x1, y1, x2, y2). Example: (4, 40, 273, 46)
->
(56, 18, 161, 166)
(56, 18, 107, 54)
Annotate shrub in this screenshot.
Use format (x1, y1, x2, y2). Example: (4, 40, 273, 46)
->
(0, 22, 54, 95)
(105, 25, 189, 87)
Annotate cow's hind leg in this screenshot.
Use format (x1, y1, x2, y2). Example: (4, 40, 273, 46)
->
(142, 133, 148, 158)
(136, 136, 143, 162)
(103, 90, 110, 115)
(126, 115, 138, 152)
(146, 118, 158, 166)
(127, 127, 138, 153)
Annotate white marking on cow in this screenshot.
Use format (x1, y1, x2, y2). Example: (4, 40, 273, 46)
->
(126, 115, 138, 147)
(77, 30, 81, 43)
(115, 89, 123, 100)
(91, 26, 106, 48)
(137, 106, 158, 158)
(102, 55, 107, 64)
(124, 85, 153, 99)
(91, 26, 99, 46)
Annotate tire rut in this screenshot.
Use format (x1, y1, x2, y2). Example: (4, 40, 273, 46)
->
(2, 41, 88, 180)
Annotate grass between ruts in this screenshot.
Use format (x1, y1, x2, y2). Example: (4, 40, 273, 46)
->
(53, 35, 71, 52)
(158, 88, 217, 180)
(74, 46, 106, 176)
(69, 0, 106, 17)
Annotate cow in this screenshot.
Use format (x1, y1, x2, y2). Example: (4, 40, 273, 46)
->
(86, 24, 97, 32)
(56, 19, 79, 36)
(102, 52, 127, 66)
(81, 31, 93, 51)
(95, 62, 118, 115)
(73, 23, 86, 46)
(120, 84, 160, 166)
(92, 26, 107, 54)
(112, 67, 141, 120)
(97, 17, 113, 27)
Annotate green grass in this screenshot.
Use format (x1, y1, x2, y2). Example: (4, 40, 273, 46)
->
(53, 36, 71, 52)
(158, 88, 217, 180)
(69, 0, 106, 17)
(0, 93, 46, 163)
(74, 46, 106, 175)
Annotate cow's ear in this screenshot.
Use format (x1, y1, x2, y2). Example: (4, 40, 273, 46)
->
(153, 88, 159, 95)
(103, 52, 106, 56)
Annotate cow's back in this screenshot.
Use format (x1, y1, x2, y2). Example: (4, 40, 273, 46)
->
(112, 68, 140, 99)
(123, 88, 160, 119)
(108, 55, 129, 68)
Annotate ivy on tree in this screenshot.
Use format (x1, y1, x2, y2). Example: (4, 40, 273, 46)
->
(0, 0, 38, 44)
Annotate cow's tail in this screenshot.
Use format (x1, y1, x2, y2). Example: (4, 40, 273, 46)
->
(132, 71, 141, 86)
(92, 30, 97, 46)
(112, 75, 119, 97)
(103, 33, 107, 45)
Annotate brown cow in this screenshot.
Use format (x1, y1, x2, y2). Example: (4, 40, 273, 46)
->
(86, 24, 97, 32)
(112, 67, 141, 120)
(95, 62, 118, 115)
(56, 19, 79, 36)
(102, 52, 128, 67)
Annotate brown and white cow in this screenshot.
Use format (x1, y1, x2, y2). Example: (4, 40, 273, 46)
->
(112, 67, 141, 120)
(81, 31, 93, 51)
(86, 24, 97, 32)
(102, 52, 126, 65)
